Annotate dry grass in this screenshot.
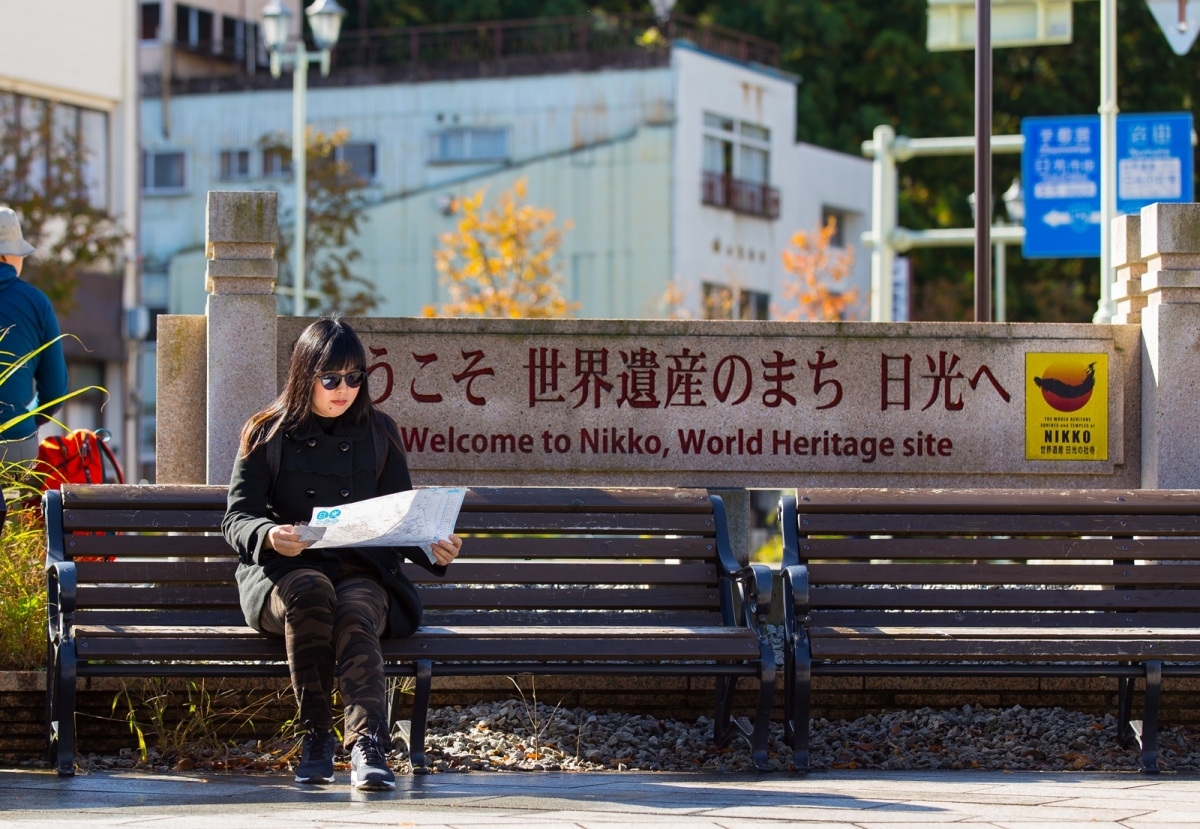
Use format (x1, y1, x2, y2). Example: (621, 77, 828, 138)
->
(0, 485, 46, 671)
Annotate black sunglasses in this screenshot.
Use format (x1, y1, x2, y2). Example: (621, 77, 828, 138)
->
(317, 370, 367, 391)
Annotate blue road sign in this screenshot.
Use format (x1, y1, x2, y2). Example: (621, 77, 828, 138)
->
(1116, 112, 1194, 215)
(1022, 115, 1101, 258)
(1021, 112, 1194, 258)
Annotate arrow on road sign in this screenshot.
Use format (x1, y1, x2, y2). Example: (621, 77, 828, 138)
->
(1146, 1, 1200, 55)
(1043, 210, 1073, 227)
(1041, 210, 1101, 229)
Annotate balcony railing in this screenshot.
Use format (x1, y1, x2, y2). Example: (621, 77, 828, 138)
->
(146, 12, 780, 94)
(702, 172, 780, 220)
(333, 12, 780, 74)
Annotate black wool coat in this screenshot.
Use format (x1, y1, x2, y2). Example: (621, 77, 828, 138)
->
(222, 410, 446, 638)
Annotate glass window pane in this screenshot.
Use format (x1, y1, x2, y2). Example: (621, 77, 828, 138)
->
(470, 129, 506, 160)
(79, 108, 108, 208)
(152, 151, 184, 189)
(739, 145, 768, 184)
(342, 142, 376, 179)
(740, 122, 770, 142)
(141, 2, 161, 41)
(703, 112, 734, 132)
(703, 136, 731, 175)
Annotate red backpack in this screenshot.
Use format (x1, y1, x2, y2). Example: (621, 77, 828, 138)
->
(33, 428, 125, 490)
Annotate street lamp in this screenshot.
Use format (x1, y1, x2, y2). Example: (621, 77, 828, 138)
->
(262, 0, 346, 316)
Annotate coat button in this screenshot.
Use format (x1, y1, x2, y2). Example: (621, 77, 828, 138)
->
(306, 438, 316, 448)
(389, 567, 397, 575)
(339, 442, 350, 452)
(340, 488, 350, 498)
(305, 489, 316, 498)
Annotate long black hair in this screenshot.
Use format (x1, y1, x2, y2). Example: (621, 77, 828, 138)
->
(239, 316, 394, 458)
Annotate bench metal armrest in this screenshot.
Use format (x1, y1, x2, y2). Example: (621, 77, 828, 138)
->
(779, 494, 799, 569)
(729, 562, 774, 631)
(781, 563, 809, 619)
(47, 560, 76, 644)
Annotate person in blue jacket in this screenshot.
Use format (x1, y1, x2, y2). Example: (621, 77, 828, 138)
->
(0, 206, 67, 466)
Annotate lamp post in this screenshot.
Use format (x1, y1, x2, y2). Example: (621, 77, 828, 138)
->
(262, 0, 346, 316)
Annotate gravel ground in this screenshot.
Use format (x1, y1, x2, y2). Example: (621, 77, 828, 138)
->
(59, 701, 1200, 775)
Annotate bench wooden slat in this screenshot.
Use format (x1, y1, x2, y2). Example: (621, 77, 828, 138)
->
(796, 513, 1200, 536)
(74, 610, 249, 626)
(67, 534, 235, 558)
(64, 510, 228, 532)
(59, 485, 715, 514)
(75, 625, 759, 662)
(808, 563, 1200, 586)
(74, 561, 720, 587)
(810, 587, 1200, 611)
(801, 537, 1200, 560)
(442, 537, 717, 559)
(794, 488, 1200, 514)
(454, 512, 716, 534)
(813, 625, 1200, 638)
(412, 586, 721, 611)
(76, 584, 721, 611)
(810, 611, 1200, 627)
(65, 509, 717, 534)
(403, 562, 718, 585)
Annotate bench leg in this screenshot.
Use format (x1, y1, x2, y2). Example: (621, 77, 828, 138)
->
(55, 640, 77, 776)
(712, 675, 737, 747)
(748, 646, 776, 772)
(45, 636, 57, 765)
(1117, 674, 1136, 748)
(784, 628, 811, 772)
(408, 660, 432, 775)
(1140, 660, 1163, 775)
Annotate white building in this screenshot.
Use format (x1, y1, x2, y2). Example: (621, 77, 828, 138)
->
(0, 0, 142, 478)
(141, 15, 871, 326)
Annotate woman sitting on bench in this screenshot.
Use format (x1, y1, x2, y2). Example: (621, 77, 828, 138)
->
(223, 316, 461, 791)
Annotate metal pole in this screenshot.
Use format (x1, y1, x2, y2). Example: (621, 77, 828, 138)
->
(293, 43, 307, 316)
(994, 239, 1006, 322)
(974, 0, 992, 323)
(870, 124, 896, 322)
(1095, 0, 1118, 324)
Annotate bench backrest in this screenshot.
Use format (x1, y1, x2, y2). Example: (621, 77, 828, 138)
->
(48, 484, 738, 630)
(783, 488, 1200, 629)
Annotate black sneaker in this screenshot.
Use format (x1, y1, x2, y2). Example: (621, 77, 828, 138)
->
(294, 728, 337, 784)
(349, 734, 396, 791)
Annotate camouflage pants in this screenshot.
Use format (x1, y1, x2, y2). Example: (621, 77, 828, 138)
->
(259, 568, 389, 748)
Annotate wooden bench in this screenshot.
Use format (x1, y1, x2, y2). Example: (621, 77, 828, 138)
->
(778, 488, 1200, 774)
(45, 484, 777, 775)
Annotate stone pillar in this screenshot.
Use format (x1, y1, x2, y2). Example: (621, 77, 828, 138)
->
(205, 191, 279, 486)
(1111, 214, 1147, 325)
(1139, 202, 1200, 489)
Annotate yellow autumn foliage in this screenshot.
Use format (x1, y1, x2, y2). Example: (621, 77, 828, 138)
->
(779, 216, 860, 321)
(425, 178, 578, 319)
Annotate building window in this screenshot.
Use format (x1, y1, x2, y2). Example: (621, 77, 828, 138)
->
(702, 283, 769, 321)
(262, 146, 291, 178)
(821, 206, 848, 248)
(429, 127, 509, 164)
(337, 142, 376, 181)
(140, 2, 161, 41)
(221, 15, 246, 59)
(739, 289, 770, 320)
(701, 111, 778, 219)
(143, 150, 186, 193)
(219, 149, 251, 181)
(0, 93, 110, 209)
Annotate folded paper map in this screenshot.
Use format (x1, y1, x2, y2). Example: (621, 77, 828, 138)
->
(297, 487, 466, 564)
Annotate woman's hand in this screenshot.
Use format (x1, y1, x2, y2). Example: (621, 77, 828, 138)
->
(430, 534, 462, 567)
(266, 524, 311, 557)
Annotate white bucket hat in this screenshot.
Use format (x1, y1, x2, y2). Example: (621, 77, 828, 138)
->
(0, 207, 35, 256)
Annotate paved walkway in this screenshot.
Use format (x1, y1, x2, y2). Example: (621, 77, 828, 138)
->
(3, 768, 1200, 828)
